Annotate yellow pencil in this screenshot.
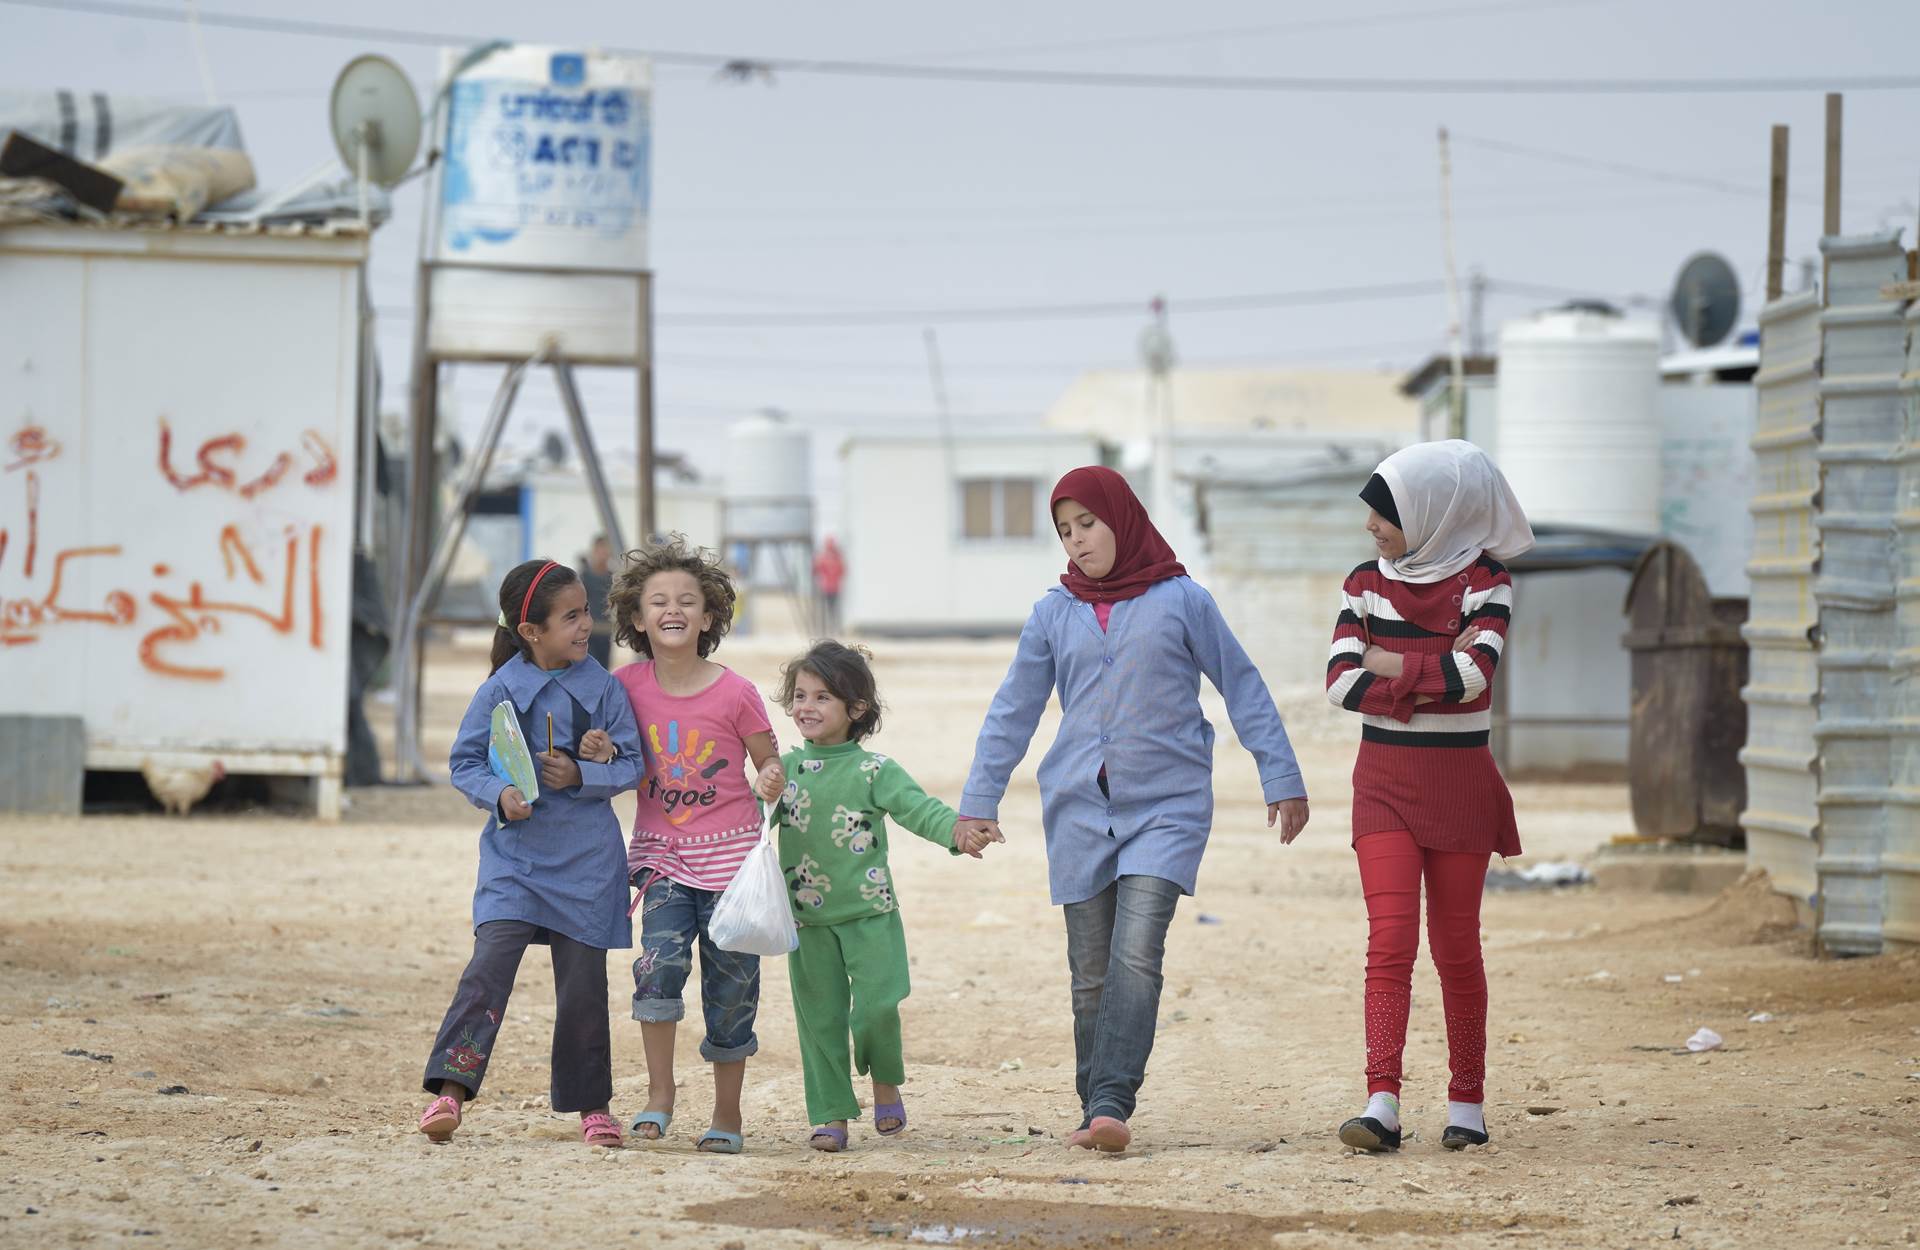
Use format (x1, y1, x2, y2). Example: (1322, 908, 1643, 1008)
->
(546, 712, 553, 756)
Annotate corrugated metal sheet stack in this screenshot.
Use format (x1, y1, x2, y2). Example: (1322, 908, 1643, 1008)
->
(1742, 288, 1824, 906)
(1890, 289, 1920, 946)
(1811, 230, 1910, 954)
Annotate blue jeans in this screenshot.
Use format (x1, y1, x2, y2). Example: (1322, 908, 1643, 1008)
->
(632, 878, 760, 1062)
(1063, 874, 1181, 1127)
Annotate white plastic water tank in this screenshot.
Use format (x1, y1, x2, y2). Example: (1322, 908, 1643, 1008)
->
(1496, 306, 1662, 534)
(724, 413, 812, 539)
(428, 46, 653, 363)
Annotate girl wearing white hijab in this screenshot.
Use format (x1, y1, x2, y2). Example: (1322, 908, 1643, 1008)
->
(1323, 441, 1534, 1154)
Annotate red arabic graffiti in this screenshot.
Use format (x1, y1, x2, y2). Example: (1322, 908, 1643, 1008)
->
(1, 417, 338, 678)
(157, 418, 337, 498)
(2, 520, 328, 678)
(5, 425, 60, 473)
(138, 524, 324, 681)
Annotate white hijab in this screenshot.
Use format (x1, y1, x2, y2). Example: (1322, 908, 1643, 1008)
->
(1374, 440, 1535, 583)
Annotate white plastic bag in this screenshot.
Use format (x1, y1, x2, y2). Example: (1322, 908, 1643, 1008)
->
(709, 808, 799, 956)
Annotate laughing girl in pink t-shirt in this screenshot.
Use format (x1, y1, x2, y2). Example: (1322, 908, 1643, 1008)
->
(583, 536, 783, 1155)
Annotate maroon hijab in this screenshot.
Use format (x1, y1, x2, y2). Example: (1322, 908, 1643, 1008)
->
(1050, 466, 1187, 604)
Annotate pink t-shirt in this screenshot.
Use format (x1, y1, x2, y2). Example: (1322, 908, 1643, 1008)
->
(616, 661, 774, 892)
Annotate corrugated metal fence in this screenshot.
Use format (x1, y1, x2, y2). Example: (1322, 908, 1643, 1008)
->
(1814, 231, 1910, 954)
(1743, 288, 1824, 904)
(1744, 228, 1917, 953)
(1892, 293, 1920, 944)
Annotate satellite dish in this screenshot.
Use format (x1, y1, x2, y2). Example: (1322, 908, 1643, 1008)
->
(1668, 252, 1741, 348)
(330, 54, 423, 197)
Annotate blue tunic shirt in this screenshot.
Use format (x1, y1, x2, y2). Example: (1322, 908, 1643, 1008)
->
(449, 653, 644, 950)
(961, 577, 1307, 905)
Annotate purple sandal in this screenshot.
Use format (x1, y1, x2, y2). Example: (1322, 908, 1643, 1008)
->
(872, 1101, 907, 1137)
(809, 1125, 849, 1152)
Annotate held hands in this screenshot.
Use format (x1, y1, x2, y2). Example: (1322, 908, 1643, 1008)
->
(752, 758, 787, 803)
(499, 786, 533, 822)
(578, 729, 615, 764)
(537, 750, 582, 791)
(1268, 798, 1309, 844)
(952, 818, 1005, 859)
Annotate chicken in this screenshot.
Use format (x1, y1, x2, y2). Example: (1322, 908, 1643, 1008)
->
(141, 759, 226, 817)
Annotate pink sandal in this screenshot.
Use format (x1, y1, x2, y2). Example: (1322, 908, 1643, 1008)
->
(419, 1095, 462, 1143)
(581, 1112, 624, 1148)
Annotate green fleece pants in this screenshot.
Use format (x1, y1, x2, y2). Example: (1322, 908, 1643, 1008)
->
(789, 910, 911, 1125)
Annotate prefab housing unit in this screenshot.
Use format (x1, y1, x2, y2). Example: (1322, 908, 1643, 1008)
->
(0, 221, 366, 817)
(839, 432, 1102, 636)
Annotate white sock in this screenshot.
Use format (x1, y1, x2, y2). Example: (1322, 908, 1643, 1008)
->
(1364, 1092, 1400, 1131)
(1448, 1100, 1485, 1134)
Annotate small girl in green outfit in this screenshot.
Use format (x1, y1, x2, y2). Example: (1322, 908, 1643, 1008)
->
(775, 640, 1001, 1152)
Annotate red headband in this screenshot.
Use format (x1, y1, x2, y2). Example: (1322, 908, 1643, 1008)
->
(519, 561, 560, 626)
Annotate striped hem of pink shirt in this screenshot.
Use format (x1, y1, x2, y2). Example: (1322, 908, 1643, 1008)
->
(628, 823, 763, 892)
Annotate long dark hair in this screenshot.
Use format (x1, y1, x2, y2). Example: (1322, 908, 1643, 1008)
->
(490, 558, 581, 674)
(777, 640, 884, 742)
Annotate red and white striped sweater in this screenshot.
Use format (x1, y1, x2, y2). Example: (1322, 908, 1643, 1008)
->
(1325, 555, 1521, 856)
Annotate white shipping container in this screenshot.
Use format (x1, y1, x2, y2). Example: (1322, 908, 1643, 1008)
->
(0, 224, 363, 815)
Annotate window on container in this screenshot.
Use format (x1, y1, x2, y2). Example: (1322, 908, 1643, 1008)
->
(959, 478, 1039, 540)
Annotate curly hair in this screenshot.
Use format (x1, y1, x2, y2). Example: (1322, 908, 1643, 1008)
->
(777, 640, 883, 742)
(607, 534, 737, 658)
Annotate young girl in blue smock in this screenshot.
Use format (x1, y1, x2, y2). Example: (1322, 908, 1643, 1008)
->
(960, 466, 1310, 1153)
(415, 557, 644, 1148)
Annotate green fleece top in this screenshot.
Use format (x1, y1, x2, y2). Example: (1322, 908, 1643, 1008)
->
(776, 738, 958, 927)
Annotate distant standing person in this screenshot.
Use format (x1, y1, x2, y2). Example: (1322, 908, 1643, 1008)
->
(1325, 440, 1534, 1154)
(581, 535, 615, 670)
(814, 537, 847, 634)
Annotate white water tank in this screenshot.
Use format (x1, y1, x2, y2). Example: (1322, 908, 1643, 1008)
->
(724, 413, 812, 540)
(1497, 307, 1662, 534)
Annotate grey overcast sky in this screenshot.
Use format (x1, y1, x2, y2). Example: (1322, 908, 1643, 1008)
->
(5, 0, 1917, 466)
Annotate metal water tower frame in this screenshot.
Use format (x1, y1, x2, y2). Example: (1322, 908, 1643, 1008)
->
(390, 45, 656, 783)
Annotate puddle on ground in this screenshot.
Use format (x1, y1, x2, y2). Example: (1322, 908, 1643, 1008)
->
(684, 1184, 1571, 1248)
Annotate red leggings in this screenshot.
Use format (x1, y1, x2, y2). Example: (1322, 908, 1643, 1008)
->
(1354, 829, 1491, 1103)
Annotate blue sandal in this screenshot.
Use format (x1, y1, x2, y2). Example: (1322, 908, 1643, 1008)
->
(630, 1110, 672, 1141)
(697, 1129, 744, 1154)
(872, 1101, 907, 1137)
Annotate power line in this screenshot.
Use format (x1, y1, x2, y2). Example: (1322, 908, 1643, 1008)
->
(883, 0, 1600, 65)
(378, 275, 1627, 330)
(11, 0, 1920, 96)
(658, 282, 1450, 328)
(1448, 132, 1830, 204)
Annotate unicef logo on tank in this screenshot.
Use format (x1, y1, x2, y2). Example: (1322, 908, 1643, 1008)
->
(435, 46, 652, 267)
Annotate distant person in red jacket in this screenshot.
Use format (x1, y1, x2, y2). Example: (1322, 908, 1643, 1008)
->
(813, 536, 846, 634)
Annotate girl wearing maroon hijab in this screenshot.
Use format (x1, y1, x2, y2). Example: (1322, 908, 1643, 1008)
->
(961, 466, 1309, 1152)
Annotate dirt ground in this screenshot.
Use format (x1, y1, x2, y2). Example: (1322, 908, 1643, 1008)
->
(2, 634, 1917, 1249)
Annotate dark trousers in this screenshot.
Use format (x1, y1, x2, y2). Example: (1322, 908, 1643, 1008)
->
(423, 920, 612, 1114)
(1063, 874, 1181, 1128)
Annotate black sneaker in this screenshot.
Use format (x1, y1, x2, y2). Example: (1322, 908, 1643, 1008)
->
(1338, 1116, 1401, 1152)
(1441, 1124, 1489, 1150)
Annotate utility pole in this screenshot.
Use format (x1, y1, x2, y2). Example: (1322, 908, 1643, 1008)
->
(1139, 297, 1177, 520)
(1468, 267, 1488, 359)
(1766, 124, 1789, 302)
(1823, 93, 1843, 239)
(922, 327, 957, 523)
(1438, 126, 1466, 440)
